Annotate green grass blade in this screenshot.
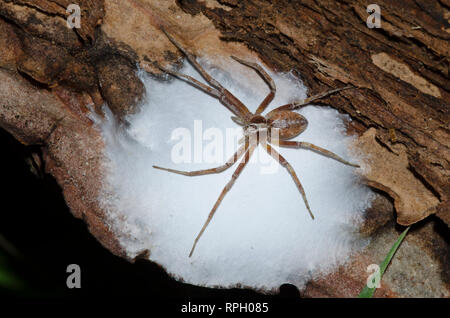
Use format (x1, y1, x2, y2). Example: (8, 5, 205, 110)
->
(358, 226, 410, 298)
(0, 268, 25, 291)
(0, 251, 26, 291)
(0, 236, 26, 291)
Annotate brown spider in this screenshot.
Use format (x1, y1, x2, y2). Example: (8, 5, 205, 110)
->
(153, 29, 359, 257)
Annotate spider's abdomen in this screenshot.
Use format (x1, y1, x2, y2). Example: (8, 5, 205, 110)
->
(266, 110, 308, 140)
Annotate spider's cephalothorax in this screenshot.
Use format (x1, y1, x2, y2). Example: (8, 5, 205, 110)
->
(153, 28, 359, 257)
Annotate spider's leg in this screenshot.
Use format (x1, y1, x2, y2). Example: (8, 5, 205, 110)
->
(162, 28, 222, 89)
(189, 142, 256, 257)
(231, 56, 276, 115)
(264, 143, 315, 220)
(274, 86, 355, 112)
(162, 28, 252, 121)
(277, 140, 360, 167)
(153, 142, 248, 176)
(158, 65, 220, 98)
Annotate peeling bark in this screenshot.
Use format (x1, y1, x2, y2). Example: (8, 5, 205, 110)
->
(97, 54, 144, 119)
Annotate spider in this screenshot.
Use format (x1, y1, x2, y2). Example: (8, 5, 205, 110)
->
(153, 28, 359, 257)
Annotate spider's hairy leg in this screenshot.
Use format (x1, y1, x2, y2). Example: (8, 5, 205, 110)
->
(278, 140, 360, 168)
(274, 86, 355, 112)
(189, 142, 256, 257)
(156, 64, 220, 98)
(152, 142, 248, 176)
(161, 28, 223, 89)
(230, 56, 276, 115)
(264, 143, 315, 220)
(231, 116, 245, 126)
(161, 27, 252, 121)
